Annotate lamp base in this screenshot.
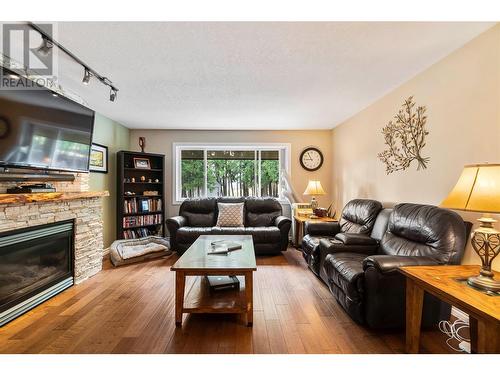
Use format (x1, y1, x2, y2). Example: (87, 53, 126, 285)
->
(467, 274, 500, 293)
(310, 197, 318, 210)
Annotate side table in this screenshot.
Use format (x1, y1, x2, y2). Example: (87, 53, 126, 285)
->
(293, 214, 337, 248)
(399, 265, 499, 354)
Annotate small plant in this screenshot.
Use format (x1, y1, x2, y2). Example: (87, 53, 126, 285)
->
(378, 96, 430, 174)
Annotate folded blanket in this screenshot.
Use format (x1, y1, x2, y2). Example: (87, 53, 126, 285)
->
(118, 242, 167, 260)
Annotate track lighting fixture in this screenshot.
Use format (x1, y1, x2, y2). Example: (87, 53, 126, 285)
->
(82, 68, 91, 85)
(109, 88, 117, 102)
(28, 22, 119, 102)
(37, 37, 53, 56)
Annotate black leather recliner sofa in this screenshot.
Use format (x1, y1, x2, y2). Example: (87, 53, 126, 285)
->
(167, 197, 291, 255)
(303, 200, 471, 329)
(301, 199, 384, 277)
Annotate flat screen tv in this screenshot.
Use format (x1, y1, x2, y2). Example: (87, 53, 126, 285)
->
(0, 69, 95, 173)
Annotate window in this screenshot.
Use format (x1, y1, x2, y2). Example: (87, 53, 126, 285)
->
(174, 143, 290, 203)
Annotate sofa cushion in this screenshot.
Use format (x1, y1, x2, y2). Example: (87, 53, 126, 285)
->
(176, 227, 213, 244)
(210, 226, 281, 244)
(245, 227, 281, 243)
(179, 198, 217, 227)
(216, 202, 244, 227)
(380, 203, 468, 264)
(339, 199, 383, 234)
(245, 197, 282, 227)
(211, 226, 247, 236)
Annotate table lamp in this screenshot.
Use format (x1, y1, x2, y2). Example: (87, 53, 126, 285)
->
(441, 163, 500, 292)
(303, 180, 326, 212)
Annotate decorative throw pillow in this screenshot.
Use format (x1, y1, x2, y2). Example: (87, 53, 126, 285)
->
(216, 203, 244, 227)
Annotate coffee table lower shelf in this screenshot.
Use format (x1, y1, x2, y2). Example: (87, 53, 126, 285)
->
(175, 272, 254, 327)
(183, 276, 247, 314)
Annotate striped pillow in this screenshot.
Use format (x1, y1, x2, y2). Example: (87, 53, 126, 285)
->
(216, 203, 244, 227)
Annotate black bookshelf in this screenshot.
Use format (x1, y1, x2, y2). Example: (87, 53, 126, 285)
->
(117, 151, 166, 240)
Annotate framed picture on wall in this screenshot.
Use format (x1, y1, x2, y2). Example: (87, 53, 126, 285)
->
(89, 143, 108, 173)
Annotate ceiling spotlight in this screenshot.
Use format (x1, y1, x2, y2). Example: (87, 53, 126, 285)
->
(52, 93, 58, 97)
(27, 23, 120, 104)
(37, 37, 53, 56)
(82, 68, 91, 85)
(109, 88, 117, 102)
(8, 74, 19, 80)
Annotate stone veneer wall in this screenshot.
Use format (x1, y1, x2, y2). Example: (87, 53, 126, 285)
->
(0, 196, 104, 284)
(0, 172, 89, 193)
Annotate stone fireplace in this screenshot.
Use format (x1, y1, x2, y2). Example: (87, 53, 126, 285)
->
(0, 190, 108, 325)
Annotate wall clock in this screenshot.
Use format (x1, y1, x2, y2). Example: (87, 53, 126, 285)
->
(300, 147, 323, 171)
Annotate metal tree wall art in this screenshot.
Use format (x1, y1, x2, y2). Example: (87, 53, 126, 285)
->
(378, 96, 430, 174)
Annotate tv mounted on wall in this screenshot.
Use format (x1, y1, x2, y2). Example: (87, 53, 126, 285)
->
(0, 68, 95, 173)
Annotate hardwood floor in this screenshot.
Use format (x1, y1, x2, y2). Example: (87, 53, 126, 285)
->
(0, 248, 457, 354)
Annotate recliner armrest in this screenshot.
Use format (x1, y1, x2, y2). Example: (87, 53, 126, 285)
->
(166, 216, 187, 229)
(304, 221, 340, 236)
(274, 215, 291, 229)
(319, 237, 378, 257)
(362, 255, 439, 274)
(334, 233, 378, 246)
(274, 215, 292, 252)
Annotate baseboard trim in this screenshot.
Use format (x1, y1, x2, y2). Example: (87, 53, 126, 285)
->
(451, 306, 469, 323)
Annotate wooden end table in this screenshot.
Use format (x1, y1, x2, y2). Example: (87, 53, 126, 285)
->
(399, 265, 500, 354)
(293, 214, 337, 248)
(170, 235, 257, 327)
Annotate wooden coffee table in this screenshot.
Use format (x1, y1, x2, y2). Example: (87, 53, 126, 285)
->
(171, 235, 257, 327)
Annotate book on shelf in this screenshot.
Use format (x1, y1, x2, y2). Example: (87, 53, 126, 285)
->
(123, 213, 163, 228)
(123, 197, 162, 214)
(123, 227, 161, 239)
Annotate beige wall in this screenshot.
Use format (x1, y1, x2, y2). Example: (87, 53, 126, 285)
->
(332, 24, 500, 270)
(129, 130, 333, 216)
(89, 113, 130, 248)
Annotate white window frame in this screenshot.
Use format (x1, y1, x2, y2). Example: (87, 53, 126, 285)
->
(173, 142, 291, 205)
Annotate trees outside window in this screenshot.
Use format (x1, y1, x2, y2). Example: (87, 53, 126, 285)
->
(207, 150, 256, 197)
(180, 150, 204, 198)
(177, 145, 288, 201)
(260, 150, 279, 197)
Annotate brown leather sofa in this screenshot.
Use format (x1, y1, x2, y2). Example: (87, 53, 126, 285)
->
(303, 200, 471, 329)
(167, 197, 291, 255)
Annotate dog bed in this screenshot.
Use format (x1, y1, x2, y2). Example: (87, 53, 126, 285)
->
(110, 236, 172, 267)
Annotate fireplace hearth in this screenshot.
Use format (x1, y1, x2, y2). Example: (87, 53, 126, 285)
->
(0, 220, 74, 326)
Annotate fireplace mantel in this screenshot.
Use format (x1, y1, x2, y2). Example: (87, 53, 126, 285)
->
(0, 191, 109, 205)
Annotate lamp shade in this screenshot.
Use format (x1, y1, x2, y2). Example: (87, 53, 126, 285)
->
(303, 180, 326, 196)
(441, 164, 500, 213)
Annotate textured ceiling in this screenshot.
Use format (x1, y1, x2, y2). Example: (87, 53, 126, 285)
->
(17, 22, 498, 129)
